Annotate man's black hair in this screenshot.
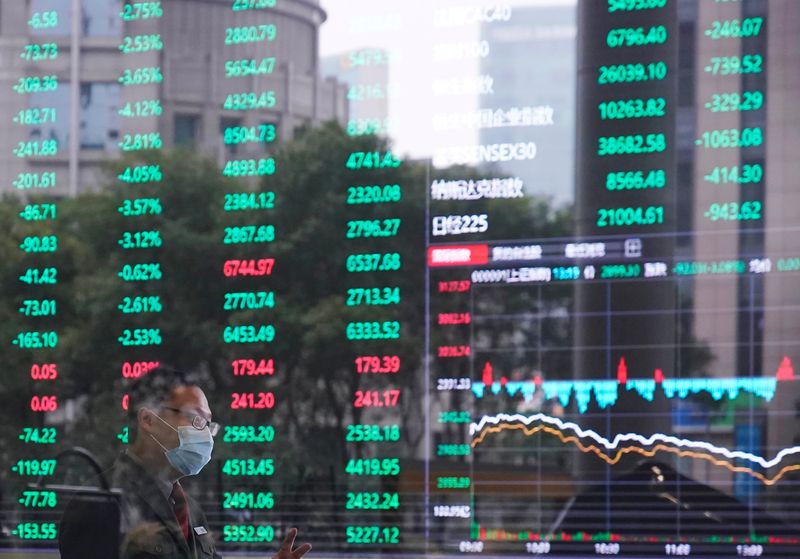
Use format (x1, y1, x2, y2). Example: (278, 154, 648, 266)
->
(127, 366, 194, 442)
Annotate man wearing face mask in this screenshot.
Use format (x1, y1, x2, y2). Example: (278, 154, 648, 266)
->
(60, 366, 312, 559)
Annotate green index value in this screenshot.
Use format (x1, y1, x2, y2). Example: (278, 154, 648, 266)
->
(608, 0, 667, 12)
(11, 459, 57, 476)
(118, 198, 162, 216)
(704, 201, 762, 222)
(704, 55, 762, 75)
(225, 24, 277, 44)
(346, 252, 401, 273)
(606, 25, 667, 48)
(347, 184, 402, 204)
(19, 427, 57, 444)
(18, 490, 57, 508)
(598, 97, 666, 120)
(118, 66, 163, 86)
(28, 11, 58, 29)
(221, 459, 275, 476)
(13, 172, 56, 190)
(14, 139, 58, 158)
(437, 476, 470, 489)
(703, 164, 762, 185)
(704, 91, 763, 112)
(601, 264, 642, 278)
(19, 203, 56, 221)
(121, 2, 163, 20)
(346, 287, 400, 306)
(606, 169, 665, 190)
(346, 492, 399, 510)
(346, 219, 400, 238)
(223, 124, 276, 145)
(695, 128, 763, 149)
(18, 299, 56, 317)
(118, 263, 162, 281)
(223, 525, 274, 543)
(346, 424, 401, 442)
(118, 296, 162, 314)
(345, 526, 400, 545)
(438, 411, 471, 423)
(222, 492, 274, 510)
(346, 321, 401, 340)
(13, 75, 58, 95)
(345, 458, 400, 476)
(119, 99, 162, 118)
(705, 17, 763, 40)
(596, 206, 664, 227)
(223, 225, 275, 244)
(223, 91, 276, 111)
(19, 267, 57, 285)
(223, 192, 275, 211)
(223, 425, 275, 443)
(119, 133, 163, 151)
(19, 236, 57, 253)
(12, 523, 57, 540)
(118, 164, 162, 184)
(222, 158, 276, 177)
(13, 107, 56, 126)
(673, 260, 746, 276)
(20, 42, 58, 61)
(118, 328, 162, 346)
(119, 34, 163, 54)
(437, 444, 470, 456)
(346, 151, 402, 170)
(222, 325, 275, 344)
(232, 0, 276, 11)
(118, 230, 162, 249)
(225, 58, 276, 77)
(598, 133, 666, 156)
(598, 61, 667, 84)
(223, 291, 275, 310)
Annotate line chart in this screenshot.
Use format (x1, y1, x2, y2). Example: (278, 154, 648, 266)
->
(470, 413, 800, 484)
(471, 422, 800, 485)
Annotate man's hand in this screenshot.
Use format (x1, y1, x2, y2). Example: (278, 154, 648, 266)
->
(273, 528, 312, 559)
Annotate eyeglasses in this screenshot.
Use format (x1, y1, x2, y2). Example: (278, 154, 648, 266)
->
(162, 407, 220, 437)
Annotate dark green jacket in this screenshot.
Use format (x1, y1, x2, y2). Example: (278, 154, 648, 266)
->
(60, 453, 221, 559)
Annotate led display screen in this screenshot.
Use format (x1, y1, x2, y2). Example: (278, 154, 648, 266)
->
(1, 0, 799, 557)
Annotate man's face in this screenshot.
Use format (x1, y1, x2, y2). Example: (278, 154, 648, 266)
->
(155, 385, 213, 450)
(139, 384, 214, 466)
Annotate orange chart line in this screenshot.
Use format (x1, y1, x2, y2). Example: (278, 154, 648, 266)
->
(471, 423, 800, 486)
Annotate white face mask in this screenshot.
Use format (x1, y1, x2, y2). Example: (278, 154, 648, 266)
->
(150, 412, 214, 476)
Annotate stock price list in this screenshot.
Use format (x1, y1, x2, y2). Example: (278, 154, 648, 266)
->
(696, 0, 767, 228)
(577, 0, 676, 237)
(218, 0, 280, 547)
(342, 146, 406, 548)
(115, 0, 168, 449)
(9, 0, 66, 547)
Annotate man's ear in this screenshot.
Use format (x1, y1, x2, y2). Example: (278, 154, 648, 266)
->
(138, 407, 155, 434)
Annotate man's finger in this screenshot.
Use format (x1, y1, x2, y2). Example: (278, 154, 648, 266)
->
(281, 528, 298, 550)
(292, 543, 312, 559)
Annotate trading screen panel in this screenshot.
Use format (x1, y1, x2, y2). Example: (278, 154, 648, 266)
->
(1, 0, 799, 557)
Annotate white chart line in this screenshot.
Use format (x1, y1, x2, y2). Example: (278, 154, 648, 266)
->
(471, 413, 800, 469)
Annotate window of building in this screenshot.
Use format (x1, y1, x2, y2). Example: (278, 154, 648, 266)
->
(80, 83, 120, 150)
(81, 0, 123, 37)
(174, 114, 201, 147)
(29, 85, 70, 147)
